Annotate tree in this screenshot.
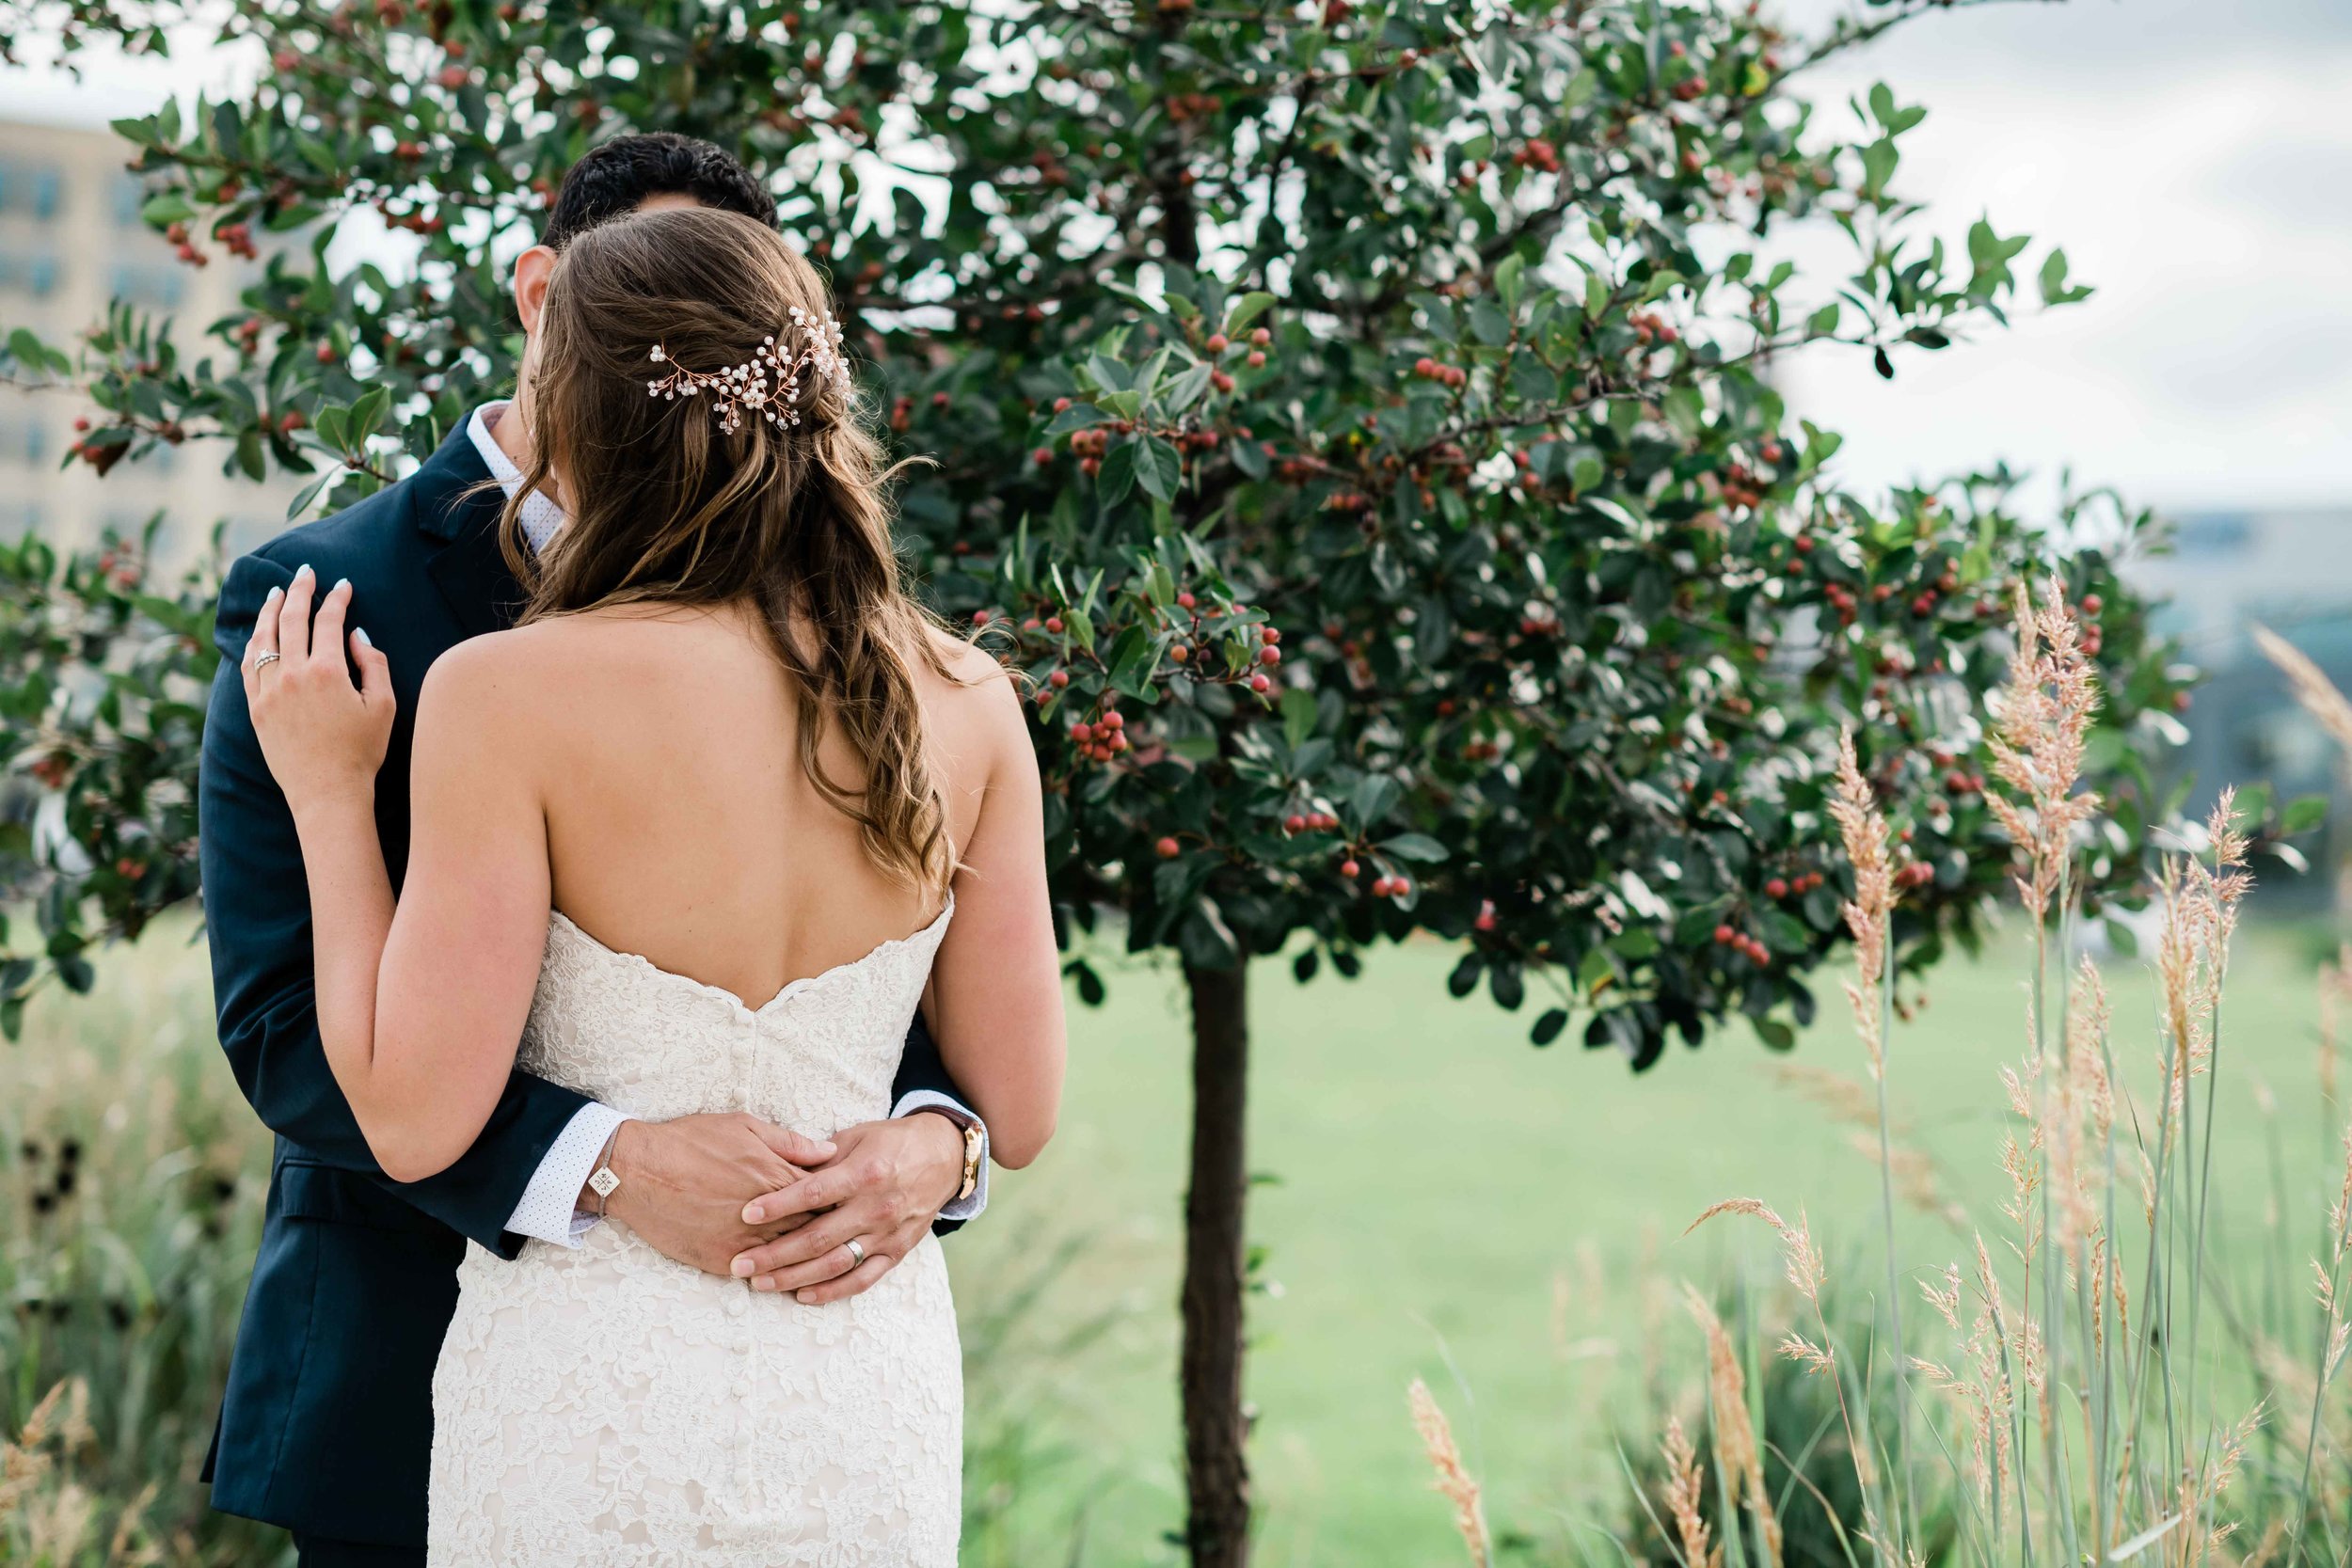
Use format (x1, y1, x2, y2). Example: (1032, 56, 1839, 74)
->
(0, 1, 2211, 1560)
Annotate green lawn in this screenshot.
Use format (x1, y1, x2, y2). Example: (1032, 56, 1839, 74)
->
(962, 916, 2345, 1564)
(11, 913, 2341, 1565)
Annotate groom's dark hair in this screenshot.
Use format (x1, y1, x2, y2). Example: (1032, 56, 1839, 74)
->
(541, 133, 779, 251)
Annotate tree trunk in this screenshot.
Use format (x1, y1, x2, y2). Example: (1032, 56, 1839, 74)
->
(1181, 958, 1251, 1568)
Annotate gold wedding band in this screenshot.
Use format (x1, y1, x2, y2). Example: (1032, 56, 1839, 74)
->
(844, 1239, 866, 1267)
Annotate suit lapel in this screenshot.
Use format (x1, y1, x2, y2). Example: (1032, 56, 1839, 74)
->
(413, 420, 529, 639)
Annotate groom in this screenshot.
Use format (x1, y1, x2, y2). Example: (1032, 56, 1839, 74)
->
(199, 135, 989, 1568)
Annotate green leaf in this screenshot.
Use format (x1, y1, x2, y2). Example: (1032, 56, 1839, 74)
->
(7, 327, 50, 372)
(1223, 292, 1276, 336)
(140, 191, 195, 228)
(234, 427, 266, 483)
(1281, 687, 1318, 751)
(1494, 253, 1525, 311)
(1859, 138, 1899, 198)
(1448, 951, 1483, 998)
(1136, 437, 1182, 503)
(1377, 833, 1446, 863)
(1469, 299, 1513, 347)
(2228, 781, 2273, 836)
(2283, 794, 2329, 836)
(1164, 361, 1213, 413)
(1097, 440, 1139, 506)
(1531, 1007, 1567, 1047)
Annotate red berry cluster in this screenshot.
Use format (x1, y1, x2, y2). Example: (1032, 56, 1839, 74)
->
(1282, 810, 1339, 835)
(1712, 924, 1770, 965)
(1070, 707, 1127, 762)
(1762, 870, 1826, 901)
(92, 546, 141, 591)
(163, 221, 209, 267)
(1411, 356, 1467, 388)
(1066, 424, 1109, 476)
(1716, 463, 1765, 511)
(1511, 138, 1562, 173)
(1630, 310, 1679, 346)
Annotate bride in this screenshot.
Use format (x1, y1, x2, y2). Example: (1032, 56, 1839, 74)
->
(241, 204, 1066, 1565)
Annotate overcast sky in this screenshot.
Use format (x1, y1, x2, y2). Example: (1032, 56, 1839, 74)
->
(1772, 0, 2351, 515)
(8, 0, 2344, 516)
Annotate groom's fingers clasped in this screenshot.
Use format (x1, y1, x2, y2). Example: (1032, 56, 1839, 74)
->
(732, 1159, 906, 1301)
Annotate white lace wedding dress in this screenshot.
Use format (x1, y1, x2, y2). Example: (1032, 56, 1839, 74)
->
(425, 899, 961, 1566)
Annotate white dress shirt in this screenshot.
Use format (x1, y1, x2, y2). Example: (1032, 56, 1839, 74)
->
(468, 403, 990, 1243)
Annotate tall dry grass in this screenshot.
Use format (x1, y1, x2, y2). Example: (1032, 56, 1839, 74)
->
(1409, 582, 2352, 1566)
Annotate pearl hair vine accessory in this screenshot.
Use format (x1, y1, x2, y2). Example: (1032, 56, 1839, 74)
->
(643, 304, 852, 436)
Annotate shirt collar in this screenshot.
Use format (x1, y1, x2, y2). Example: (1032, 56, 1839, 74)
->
(466, 402, 565, 554)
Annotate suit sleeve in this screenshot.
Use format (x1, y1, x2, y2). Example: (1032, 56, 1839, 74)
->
(199, 551, 589, 1258)
(892, 1011, 982, 1237)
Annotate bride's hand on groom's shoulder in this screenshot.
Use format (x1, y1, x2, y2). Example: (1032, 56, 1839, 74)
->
(599, 1113, 839, 1278)
(243, 565, 395, 815)
(726, 1114, 966, 1305)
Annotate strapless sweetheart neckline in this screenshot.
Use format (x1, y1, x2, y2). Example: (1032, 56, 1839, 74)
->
(545, 895, 954, 1018)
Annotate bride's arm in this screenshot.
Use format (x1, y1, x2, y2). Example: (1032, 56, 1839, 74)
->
(923, 673, 1065, 1168)
(249, 573, 550, 1183)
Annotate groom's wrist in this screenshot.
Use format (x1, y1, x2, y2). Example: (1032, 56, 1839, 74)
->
(901, 1109, 969, 1214)
(581, 1118, 644, 1218)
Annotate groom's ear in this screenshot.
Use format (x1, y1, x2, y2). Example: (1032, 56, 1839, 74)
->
(514, 244, 559, 332)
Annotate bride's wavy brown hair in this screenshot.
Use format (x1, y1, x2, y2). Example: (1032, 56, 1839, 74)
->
(504, 204, 954, 893)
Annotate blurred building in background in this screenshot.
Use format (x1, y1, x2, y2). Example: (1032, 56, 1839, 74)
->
(0, 116, 291, 572)
(2130, 507, 2352, 908)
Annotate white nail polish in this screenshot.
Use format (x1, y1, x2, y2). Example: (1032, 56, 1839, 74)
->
(354, 627, 372, 648)
(334, 577, 352, 594)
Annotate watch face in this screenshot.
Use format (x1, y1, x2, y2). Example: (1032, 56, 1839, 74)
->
(588, 1166, 621, 1198)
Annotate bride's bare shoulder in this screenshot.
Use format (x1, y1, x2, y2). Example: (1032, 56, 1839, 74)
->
(421, 620, 572, 696)
(410, 620, 598, 743)
(918, 626, 1031, 752)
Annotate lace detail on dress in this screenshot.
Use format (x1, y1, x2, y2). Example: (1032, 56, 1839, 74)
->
(426, 901, 961, 1567)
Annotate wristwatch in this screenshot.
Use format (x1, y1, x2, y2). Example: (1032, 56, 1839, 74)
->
(955, 1119, 983, 1203)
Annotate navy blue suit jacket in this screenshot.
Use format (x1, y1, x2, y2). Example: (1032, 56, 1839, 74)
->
(199, 424, 973, 1547)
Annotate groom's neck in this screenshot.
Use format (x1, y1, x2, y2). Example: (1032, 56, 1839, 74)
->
(490, 400, 535, 472)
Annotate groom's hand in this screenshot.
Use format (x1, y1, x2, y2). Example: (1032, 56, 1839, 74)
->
(599, 1114, 836, 1277)
(728, 1112, 966, 1304)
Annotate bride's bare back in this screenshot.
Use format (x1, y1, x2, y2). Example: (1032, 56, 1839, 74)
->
(387, 596, 1062, 1169)
(512, 603, 985, 997)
